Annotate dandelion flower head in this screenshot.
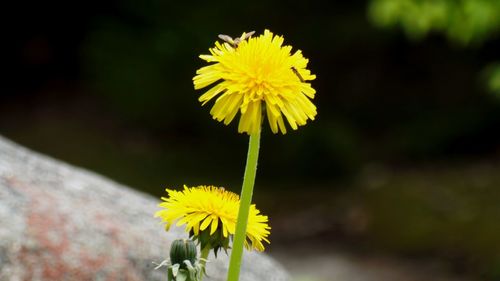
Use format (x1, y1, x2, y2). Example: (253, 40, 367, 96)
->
(193, 29, 317, 135)
(155, 185, 271, 253)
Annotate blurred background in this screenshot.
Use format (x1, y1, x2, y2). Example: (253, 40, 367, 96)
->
(2, 0, 500, 280)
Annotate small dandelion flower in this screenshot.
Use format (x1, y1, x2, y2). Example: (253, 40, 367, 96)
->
(155, 185, 270, 254)
(193, 29, 317, 135)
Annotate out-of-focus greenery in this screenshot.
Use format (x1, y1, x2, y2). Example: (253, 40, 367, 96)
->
(350, 162, 500, 278)
(485, 63, 500, 95)
(369, 0, 500, 45)
(271, 162, 500, 278)
(369, 0, 500, 96)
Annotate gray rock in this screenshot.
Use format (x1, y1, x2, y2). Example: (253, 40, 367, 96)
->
(0, 135, 289, 281)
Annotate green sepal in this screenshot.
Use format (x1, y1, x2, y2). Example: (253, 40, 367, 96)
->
(171, 264, 180, 277)
(176, 272, 187, 281)
(190, 225, 231, 257)
(168, 266, 174, 281)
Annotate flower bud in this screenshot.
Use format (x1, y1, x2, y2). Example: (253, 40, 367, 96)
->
(170, 239, 197, 266)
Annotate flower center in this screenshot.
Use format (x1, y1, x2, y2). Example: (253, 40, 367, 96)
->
(243, 67, 273, 99)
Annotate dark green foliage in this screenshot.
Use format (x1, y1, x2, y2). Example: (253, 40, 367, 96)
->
(369, 0, 500, 45)
(369, 0, 500, 97)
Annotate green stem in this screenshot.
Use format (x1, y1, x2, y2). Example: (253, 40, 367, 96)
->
(199, 246, 210, 281)
(227, 131, 261, 281)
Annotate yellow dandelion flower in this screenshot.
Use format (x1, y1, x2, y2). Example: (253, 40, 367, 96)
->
(155, 185, 271, 253)
(193, 29, 317, 135)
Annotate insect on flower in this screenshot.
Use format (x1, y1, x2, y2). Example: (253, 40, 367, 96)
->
(218, 31, 255, 48)
(194, 29, 317, 135)
(291, 67, 305, 82)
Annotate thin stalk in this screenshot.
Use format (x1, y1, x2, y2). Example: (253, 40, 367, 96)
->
(227, 131, 261, 281)
(199, 246, 210, 281)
